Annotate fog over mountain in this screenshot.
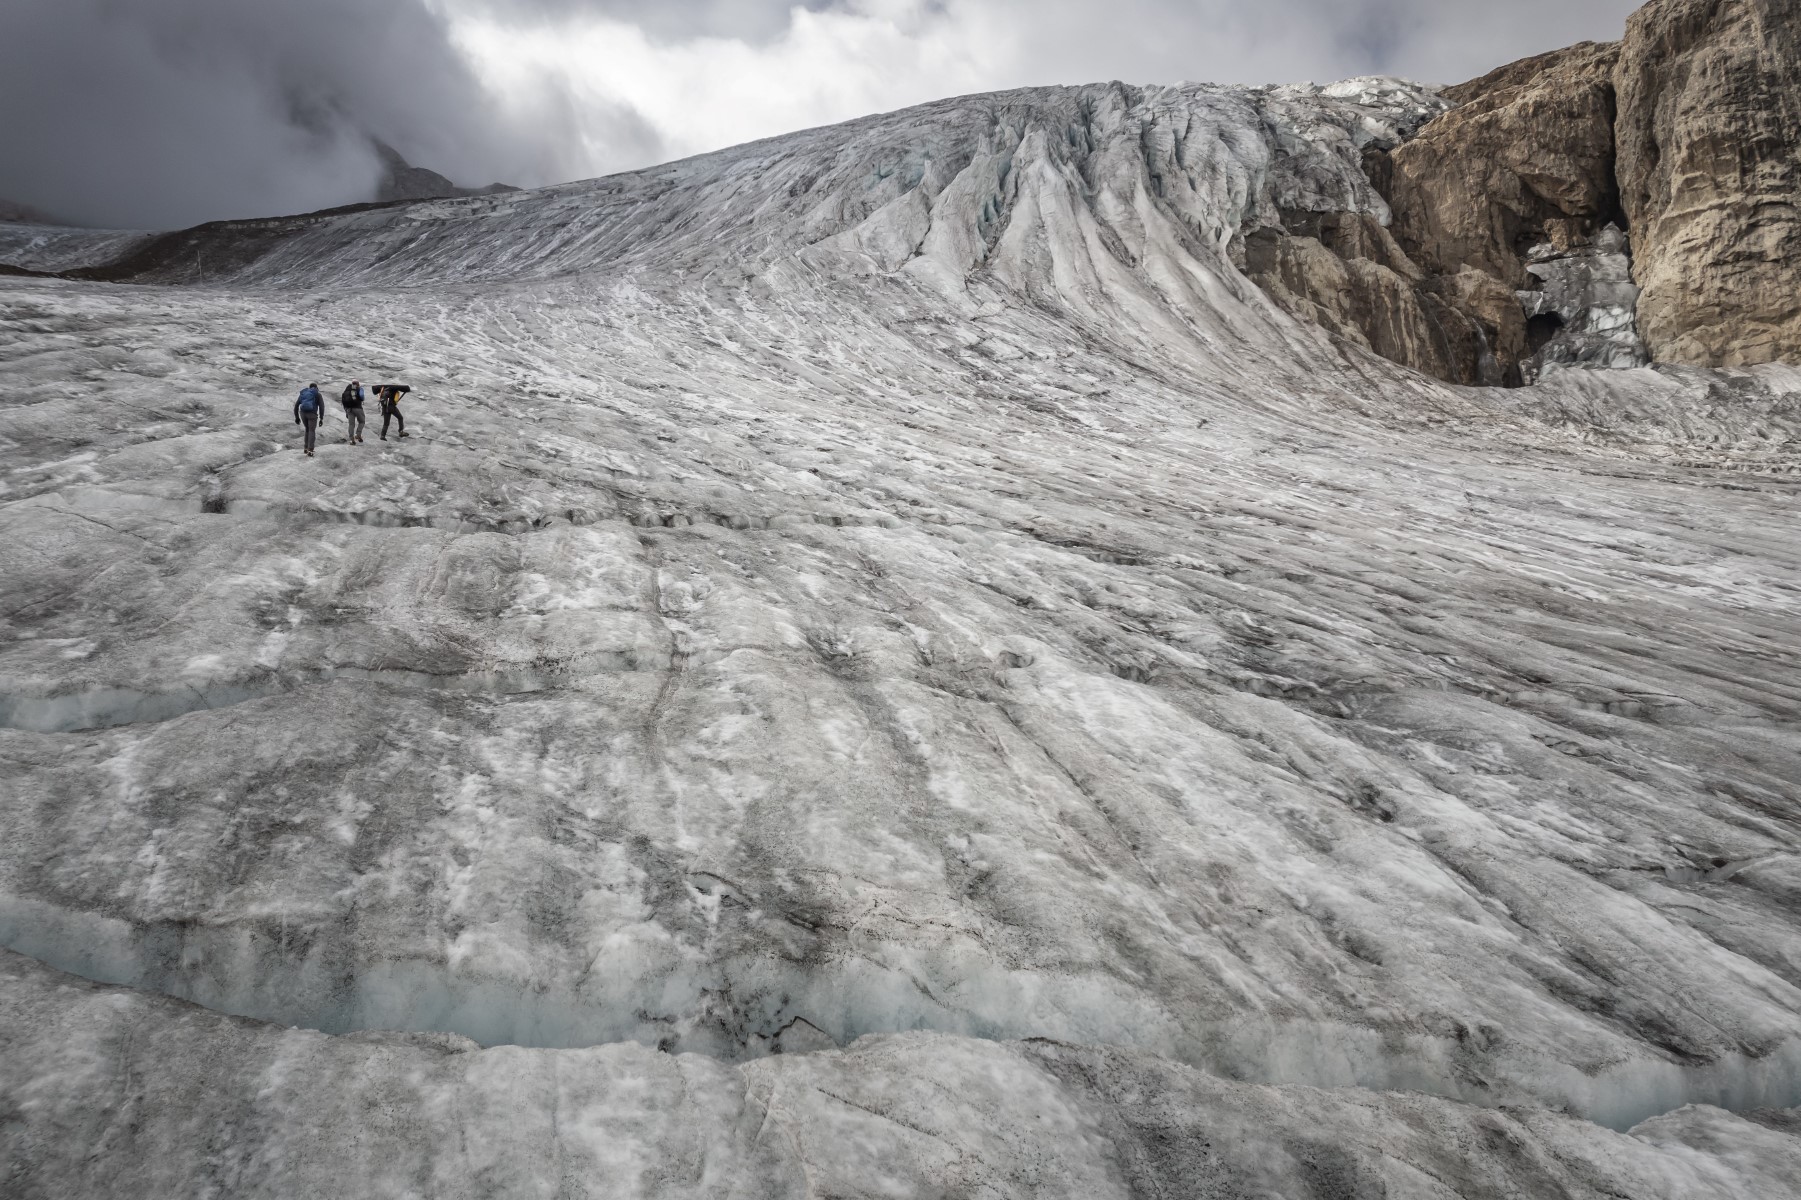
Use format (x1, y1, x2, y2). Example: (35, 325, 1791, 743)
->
(4, 0, 1640, 228)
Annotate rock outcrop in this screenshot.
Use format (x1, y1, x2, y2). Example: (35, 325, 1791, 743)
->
(1242, 210, 1511, 385)
(373, 141, 516, 205)
(1376, 41, 1630, 386)
(1614, 0, 1801, 366)
(1386, 42, 1624, 292)
(1246, 44, 1634, 387)
(1249, 0, 1801, 385)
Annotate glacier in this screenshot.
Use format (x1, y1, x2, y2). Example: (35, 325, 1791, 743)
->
(2, 76, 1799, 1196)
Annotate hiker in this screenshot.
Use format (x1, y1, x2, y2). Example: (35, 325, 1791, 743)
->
(376, 383, 412, 440)
(294, 382, 325, 457)
(340, 379, 366, 444)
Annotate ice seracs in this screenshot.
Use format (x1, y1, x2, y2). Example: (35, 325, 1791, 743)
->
(1520, 224, 1650, 381)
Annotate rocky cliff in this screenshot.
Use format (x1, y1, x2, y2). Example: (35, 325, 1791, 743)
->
(1248, 0, 1800, 385)
(1389, 42, 1624, 292)
(1244, 45, 1632, 386)
(1616, 0, 1801, 366)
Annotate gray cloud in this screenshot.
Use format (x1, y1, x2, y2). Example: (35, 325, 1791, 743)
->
(460, 0, 849, 43)
(2, 0, 1645, 231)
(971, 0, 1643, 89)
(0, 0, 662, 229)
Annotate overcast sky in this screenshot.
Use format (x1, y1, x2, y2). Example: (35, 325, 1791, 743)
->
(2, 0, 1642, 229)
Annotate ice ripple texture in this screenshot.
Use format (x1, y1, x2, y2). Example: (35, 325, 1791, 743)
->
(2, 79, 1800, 1196)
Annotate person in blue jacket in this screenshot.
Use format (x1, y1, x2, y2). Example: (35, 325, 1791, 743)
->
(295, 383, 325, 457)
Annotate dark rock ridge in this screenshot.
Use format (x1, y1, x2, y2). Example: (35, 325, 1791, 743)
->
(1248, 0, 1800, 385)
(0, 150, 511, 232)
(54, 201, 455, 285)
(374, 141, 517, 205)
(45, 148, 516, 283)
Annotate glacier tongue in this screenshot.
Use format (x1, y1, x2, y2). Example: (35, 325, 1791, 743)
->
(2, 77, 1800, 1195)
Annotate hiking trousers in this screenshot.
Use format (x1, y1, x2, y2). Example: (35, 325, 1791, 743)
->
(301, 410, 319, 452)
(381, 402, 405, 439)
(345, 405, 365, 440)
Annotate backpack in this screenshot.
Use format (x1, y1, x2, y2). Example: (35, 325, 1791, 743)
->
(298, 387, 322, 414)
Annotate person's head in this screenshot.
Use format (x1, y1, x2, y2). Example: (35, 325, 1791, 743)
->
(309, 382, 318, 389)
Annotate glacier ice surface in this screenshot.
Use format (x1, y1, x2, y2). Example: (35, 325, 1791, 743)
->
(1, 76, 1799, 1194)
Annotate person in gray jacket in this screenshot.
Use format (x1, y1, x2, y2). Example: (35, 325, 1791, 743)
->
(339, 380, 366, 444)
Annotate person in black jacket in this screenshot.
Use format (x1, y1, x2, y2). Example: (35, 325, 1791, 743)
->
(340, 380, 366, 444)
(376, 384, 411, 440)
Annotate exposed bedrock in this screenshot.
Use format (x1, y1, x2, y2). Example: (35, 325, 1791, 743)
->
(1615, 0, 1801, 366)
(1251, 43, 1629, 387)
(1386, 42, 1624, 293)
(1265, 0, 1801, 385)
(1242, 210, 1524, 386)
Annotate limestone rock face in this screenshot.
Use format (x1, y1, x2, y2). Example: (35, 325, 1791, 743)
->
(1246, 44, 1633, 387)
(1387, 42, 1624, 291)
(1234, 81, 1521, 387)
(1373, 42, 1627, 386)
(1242, 213, 1504, 385)
(1614, 0, 1801, 366)
(1248, 4, 1801, 384)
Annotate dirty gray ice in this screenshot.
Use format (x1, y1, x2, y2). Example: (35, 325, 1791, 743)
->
(2, 78, 1800, 1197)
